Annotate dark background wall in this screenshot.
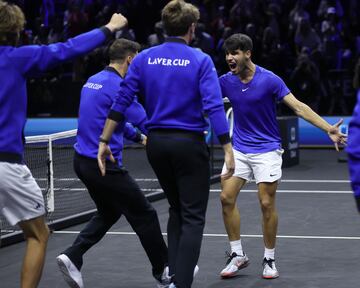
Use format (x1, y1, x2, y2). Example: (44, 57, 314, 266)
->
(4, 0, 360, 117)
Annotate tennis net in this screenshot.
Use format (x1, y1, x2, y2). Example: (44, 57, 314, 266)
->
(0, 129, 95, 238)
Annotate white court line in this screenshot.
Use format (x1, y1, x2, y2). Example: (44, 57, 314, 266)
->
(40, 188, 86, 191)
(39, 188, 353, 194)
(136, 179, 351, 183)
(281, 179, 350, 183)
(1, 229, 18, 233)
(210, 189, 353, 194)
(141, 188, 353, 194)
(135, 178, 159, 182)
(52, 230, 360, 240)
(35, 178, 351, 183)
(37, 178, 80, 181)
(36, 178, 159, 182)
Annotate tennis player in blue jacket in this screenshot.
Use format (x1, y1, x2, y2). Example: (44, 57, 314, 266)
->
(0, 1, 127, 287)
(56, 39, 169, 288)
(347, 58, 360, 212)
(98, 1, 235, 287)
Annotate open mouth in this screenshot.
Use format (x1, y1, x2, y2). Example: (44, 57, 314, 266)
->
(228, 62, 237, 70)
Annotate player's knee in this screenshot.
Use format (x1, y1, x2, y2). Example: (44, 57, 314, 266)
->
(220, 192, 236, 208)
(42, 225, 50, 242)
(260, 199, 274, 214)
(102, 212, 121, 225)
(34, 225, 50, 244)
(138, 205, 159, 227)
(23, 222, 50, 244)
(146, 206, 158, 220)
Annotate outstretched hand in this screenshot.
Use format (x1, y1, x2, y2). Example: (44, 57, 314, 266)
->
(328, 118, 347, 151)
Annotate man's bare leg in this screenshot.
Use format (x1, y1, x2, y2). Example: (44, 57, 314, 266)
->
(257, 181, 278, 249)
(18, 216, 50, 288)
(258, 181, 280, 279)
(220, 177, 249, 278)
(220, 176, 246, 241)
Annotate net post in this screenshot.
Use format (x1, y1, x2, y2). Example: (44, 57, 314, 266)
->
(47, 137, 55, 212)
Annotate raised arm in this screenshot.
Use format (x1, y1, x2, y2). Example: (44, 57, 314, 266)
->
(283, 93, 347, 150)
(15, 13, 127, 76)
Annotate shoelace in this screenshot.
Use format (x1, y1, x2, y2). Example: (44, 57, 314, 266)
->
(225, 251, 240, 265)
(263, 258, 275, 269)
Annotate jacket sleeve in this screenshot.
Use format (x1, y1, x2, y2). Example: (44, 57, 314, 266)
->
(199, 55, 230, 145)
(109, 54, 142, 123)
(11, 28, 110, 77)
(124, 96, 148, 134)
(123, 122, 142, 143)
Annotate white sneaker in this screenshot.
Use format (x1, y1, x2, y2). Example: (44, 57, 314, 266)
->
(262, 258, 279, 279)
(220, 252, 249, 278)
(56, 254, 84, 288)
(157, 265, 199, 287)
(156, 266, 171, 288)
(193, 265, 199, 277)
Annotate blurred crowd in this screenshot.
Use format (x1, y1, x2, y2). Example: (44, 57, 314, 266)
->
(5, 0, 360, 116)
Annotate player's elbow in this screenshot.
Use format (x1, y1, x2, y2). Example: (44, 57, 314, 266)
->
(293, 102, 308, 118)
(293, 107, 303, 117)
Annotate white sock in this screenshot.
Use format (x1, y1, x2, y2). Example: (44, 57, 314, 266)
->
(230, 240, 243, 256)
(264, 247, 275, 260)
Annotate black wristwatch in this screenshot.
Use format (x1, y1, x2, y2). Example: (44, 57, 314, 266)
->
(99, 137, 109, 144)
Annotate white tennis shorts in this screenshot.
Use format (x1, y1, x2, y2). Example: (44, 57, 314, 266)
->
(222, 148, 284, 184)
(0, 162, 45, 226)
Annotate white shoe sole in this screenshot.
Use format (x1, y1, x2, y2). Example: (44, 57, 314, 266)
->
(56, 256, 83, 288)
(263, 273, 279, 279)
(220, 260, 250, 278)
(194, 265, 199, 277)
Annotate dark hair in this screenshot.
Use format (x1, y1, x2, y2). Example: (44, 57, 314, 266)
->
(161, 0, 199, 37)
(223, 33, 253, 53)
(0, 0, 25, 46)
(108, 39, 140, 62)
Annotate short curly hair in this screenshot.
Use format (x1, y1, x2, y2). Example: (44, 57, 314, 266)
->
(162, 0, 199, 37)
(0, 1, 25, 46)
